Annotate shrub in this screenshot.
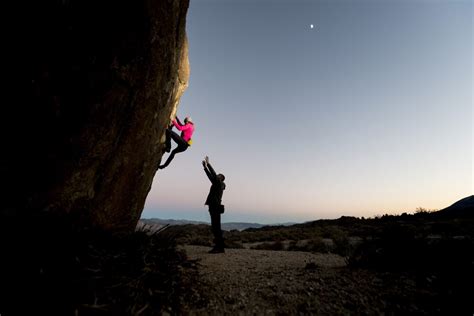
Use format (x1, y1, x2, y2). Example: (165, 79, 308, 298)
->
(348, 236, 474, 314)
(188, 235, 213, 247)
(224, 239, 245, 249)
(250, 241, 284, 251)
(332, 234, 352, 256)
(288, 238, 329, 253)
(0, 214, 195, 315)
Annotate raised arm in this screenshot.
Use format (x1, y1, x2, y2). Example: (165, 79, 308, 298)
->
(202, 161, 215, 182)
(206, 162, 217, 178)
(202, 157, 218, 182)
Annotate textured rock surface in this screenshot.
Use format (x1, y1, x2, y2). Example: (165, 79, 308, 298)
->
(3, 0, 190, 233)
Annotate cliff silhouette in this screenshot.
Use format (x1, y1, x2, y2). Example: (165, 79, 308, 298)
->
(1, 1, 194, 314)
(3, 0, 189, 233)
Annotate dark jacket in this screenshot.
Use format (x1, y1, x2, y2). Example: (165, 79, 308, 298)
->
(204, 163, 225, 206)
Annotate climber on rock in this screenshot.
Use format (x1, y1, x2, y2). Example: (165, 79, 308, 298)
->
(158, 116, 194, 169)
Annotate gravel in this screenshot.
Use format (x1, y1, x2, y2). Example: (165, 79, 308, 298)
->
(180, 246, 440, 315)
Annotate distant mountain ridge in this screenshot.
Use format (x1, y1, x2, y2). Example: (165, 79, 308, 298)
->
(139, 218, 290, 231)
(437, 195, 474, 217)
(139, 196, 472, 233)
(440, 195, 474, 211)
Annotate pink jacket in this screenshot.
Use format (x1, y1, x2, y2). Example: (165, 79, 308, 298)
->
(173, 119, 194, 142)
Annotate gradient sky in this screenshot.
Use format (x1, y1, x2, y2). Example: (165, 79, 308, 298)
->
(142, 0, 473, 224)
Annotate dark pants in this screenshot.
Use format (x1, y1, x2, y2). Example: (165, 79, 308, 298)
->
(209, 207, 224, 249)
(160, 129, 189, 168)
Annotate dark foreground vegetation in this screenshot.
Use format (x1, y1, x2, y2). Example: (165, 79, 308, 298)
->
(1, 203, 472, 315)
(0, 214, 198, 316)
(160, 207, 474, 314)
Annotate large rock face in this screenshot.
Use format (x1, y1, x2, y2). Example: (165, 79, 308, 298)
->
(2, 0, 190, 233)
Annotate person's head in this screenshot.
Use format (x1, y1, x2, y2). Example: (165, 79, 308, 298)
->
(184, 116, 193, 124)
(217, 174, 225, 182)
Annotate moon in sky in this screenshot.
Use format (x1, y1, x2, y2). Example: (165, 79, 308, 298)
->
(310, 24, 314, 29)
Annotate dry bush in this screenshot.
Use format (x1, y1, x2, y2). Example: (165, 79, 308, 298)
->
(250, 241, 284, 251)
(0, 214, 196, 315)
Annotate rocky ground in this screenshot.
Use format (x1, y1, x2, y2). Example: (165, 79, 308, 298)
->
(180, 246, 440, 315)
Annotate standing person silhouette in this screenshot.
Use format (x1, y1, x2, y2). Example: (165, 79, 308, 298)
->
(202, 156, 226, 253)
(159, 116, 194, 169)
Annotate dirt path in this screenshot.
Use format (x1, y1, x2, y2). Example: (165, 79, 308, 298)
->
(180, 246, 436, 315)
(182, 246, 349, 315)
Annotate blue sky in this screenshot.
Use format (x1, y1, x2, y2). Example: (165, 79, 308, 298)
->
(142, 0, 473, 223)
